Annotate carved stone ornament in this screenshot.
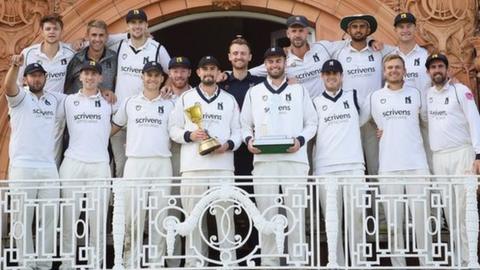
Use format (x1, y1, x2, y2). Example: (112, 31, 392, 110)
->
(212, 0, 241, 10)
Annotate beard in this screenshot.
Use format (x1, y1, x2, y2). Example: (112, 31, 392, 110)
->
(28, 82, 45, 93)
(268, 70, 285, 79)
(172, 78, 187, 89)
(432, 73, 447, 85)
(201, 76, 215, 86)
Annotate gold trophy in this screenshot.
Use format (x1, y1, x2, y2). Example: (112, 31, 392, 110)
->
(185, 103, 221, 155)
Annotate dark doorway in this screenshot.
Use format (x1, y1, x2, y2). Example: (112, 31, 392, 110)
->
(152, 16, 287, 85)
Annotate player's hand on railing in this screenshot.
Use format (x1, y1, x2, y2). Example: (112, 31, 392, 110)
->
(190, 129, 209, 142)
(286, 137, 301, 153)
(247, 139, 261, 154)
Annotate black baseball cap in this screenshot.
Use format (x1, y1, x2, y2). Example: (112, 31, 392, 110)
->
(321, 59, 343, 73)
(23, 63, 46, 76)
(286, 15, 309, 28)
(126, 9, 147, 23)
(168, 56, 191, 69)
(425, 53, 449, 69)
(263, 47, 286, 59)
(142, 61, 162, 73)
(394, 12, 416, 27)
(197, 56, 220, 69)
(340, 14, 377, 35)
(80, 60, 102, 74)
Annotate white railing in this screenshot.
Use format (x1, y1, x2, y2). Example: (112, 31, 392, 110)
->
(0, 175, 478, 269)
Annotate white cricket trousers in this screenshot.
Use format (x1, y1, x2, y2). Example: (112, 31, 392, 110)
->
(110, 129, 127, 177)
(317, 169, 365, 267)
(378, 169, 432, 267)
(122, 156, 172, 268)
(58, 157, 111, 270)
(432, 145, 475, 266)
(181, 170, 237, 267)
(252, 161, 309, 266)
(9, 166, 59, 270)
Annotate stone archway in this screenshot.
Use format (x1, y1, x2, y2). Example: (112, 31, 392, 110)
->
(0, 0, 478, 178)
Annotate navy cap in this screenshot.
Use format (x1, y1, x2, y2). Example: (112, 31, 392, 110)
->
(23, 63, 46, 76)
(394, 12, 416, 27)
(126, 9, 147, 23)
(80, 60, 102, 74)
(286, 15, 309, 28)
(168, 56, 191, 69)
(425, 53, 449, 69)
(198, 56, 220, 69)
(264, 47, 286, 59)
(321, 59, 343, 73)
(340, 14, 377, 35)
(142, 61, 162, 73)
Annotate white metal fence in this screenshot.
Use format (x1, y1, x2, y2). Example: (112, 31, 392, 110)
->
(0, 175, 479, 269)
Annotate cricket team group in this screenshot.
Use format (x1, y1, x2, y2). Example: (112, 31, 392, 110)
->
(4, 7, 480, 269)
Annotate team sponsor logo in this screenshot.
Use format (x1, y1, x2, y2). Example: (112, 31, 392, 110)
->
(135, 117, 162, 125)
(95, 100, 101, 107)
(382, 109, 411, 117)
(294, 68, 322, 82)
(313, 53, 320, 62)
(285, 93, 292, 102)
(429, 110, 447, 118)
(405, 72, 419, 79)
(74, 100, 80, 106)
(346, 56, 352, 63)
(414, 58, 420, 66)
(324, 113, 351, 123)
(44, 99, 51, 106)
(217, 102, 223, 110)
(405, 96, 411, 104)
(278, 105, 291, 112)
(122, 53, 128, 60)
(73, 113, 102, 121)
(322, 105, 328, 111)
(346, 67, 376, 76)
(203, 114, 222, 120)
(136, 105, 142, 111)
(46, 71, 66, 79)
(61, 58, 67, 65)
(32, 108, 54, 117)
(368, 55, 374, 62)
(262, 95, 268, 101)
(380, 98, 386, 104)
(343, 100, 349, 109)
(444, 97, 449, 105)
(158, 106, 164, 114)
(120, 66, 143, 74)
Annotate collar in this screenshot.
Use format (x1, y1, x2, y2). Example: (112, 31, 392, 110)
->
(196, 85, 220, 104)
(348, 43, 371, 53)
(264, 77, 288, 94)
(127, 37, 151, 52)
(83, 46, 108, 61)
(322, 89, 343, 102)
(139, 91, 162, 102)
(78, 89, 101, 99)
(383, 83, 405, 93)
(34, 42, 68, 59)
(434, 79, 452, 93)
(227, 71, 253, 83)
(394, 44, 420, 57)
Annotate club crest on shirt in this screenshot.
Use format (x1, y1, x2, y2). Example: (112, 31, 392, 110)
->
(44, 99, 51, 106)
(405, 96, 411, 104)
(217, 102, 223, 110)
(158, 106, 164, 114)
(313, 53, 320, 62)
(444, 97, 449, 105)
(136, 105, 142, 111)
(143, 57, 149, 64)
(414, 58, 420, 66)
(343, 101, 349, 109)
(380, 98, 386, 104)
(368, 55, 374, 62)
(61, 58, 67, 65)
(95, 100, 101, 107)
(285, 93, 292, 102)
